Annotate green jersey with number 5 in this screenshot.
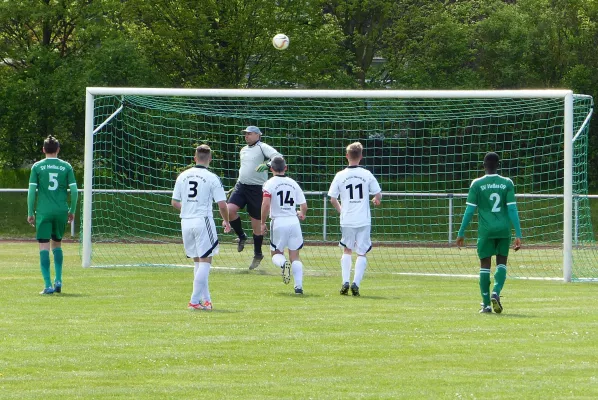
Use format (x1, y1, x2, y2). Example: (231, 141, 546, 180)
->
(29, 158, 77, 215)
(465, 174, 516, 239)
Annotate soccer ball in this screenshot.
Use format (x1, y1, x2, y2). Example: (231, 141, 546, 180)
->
(272, 34, 289, 50)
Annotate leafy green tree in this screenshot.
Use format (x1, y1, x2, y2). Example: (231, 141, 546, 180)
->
(0, 0, 159, 168)
(124, 0, 350, 88)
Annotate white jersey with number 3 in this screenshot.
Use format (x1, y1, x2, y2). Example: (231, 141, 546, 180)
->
(172, 166, 226, 219)
(328, 166, 381, 228)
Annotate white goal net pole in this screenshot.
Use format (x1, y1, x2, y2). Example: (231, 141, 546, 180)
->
(563, 93, 574, 282)
(83, 90, 94, 267)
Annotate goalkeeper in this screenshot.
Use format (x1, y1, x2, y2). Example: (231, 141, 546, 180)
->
(227, 126, 282, 270)
(456, 152, 522, 314)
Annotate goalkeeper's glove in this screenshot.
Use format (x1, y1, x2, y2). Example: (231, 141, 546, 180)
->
(255, 163, 269, 173)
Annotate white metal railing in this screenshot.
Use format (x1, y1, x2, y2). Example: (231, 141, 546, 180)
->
(3, 188, 597, 245)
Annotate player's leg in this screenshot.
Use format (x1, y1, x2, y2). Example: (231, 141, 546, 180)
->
(340, 248, 352, 295)
(35, 214, 54, 294)
(38, 240, 53, 294)
(196, 255, 213, 310)
(339, 226, 355, 295)
(289, 249, 303, 294)
(351, 226, 372, 297)
(246, 188, 265, 269)
(183, 218, 215, 310)
(288, 224, 305, 294)
(477, 237, 494, 312)
(250, 216, 264, 261)
(227, 184, 248, 251)
(491, 241, 510, 313)
(494, 243, 509, 296)
(50, 213, 68, 293)
(51, 239, 63, 292)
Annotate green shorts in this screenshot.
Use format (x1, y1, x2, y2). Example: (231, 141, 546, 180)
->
(477, 237, 511, 260)
(36, 212, 68, 241)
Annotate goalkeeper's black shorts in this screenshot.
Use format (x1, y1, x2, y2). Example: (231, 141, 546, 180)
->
(228, 183, 262, 220)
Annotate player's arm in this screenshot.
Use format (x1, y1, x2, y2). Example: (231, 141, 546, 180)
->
(260, 192, 272, 235)
(67, 167, 78, 223)
(68, 182, 78, 223)
(171, 199, 181, 210)
(255, 144, 282, 172)
(217, 200, 231, 233)
(27, 168, 37, 225)
(456, 204, 476, 248)
(298, 202, 307, 221)
(507, 203, 522, 250)
(171, 178, 182, 210)
(330, 197, 341, 214)
(370, 176, 382, 206)
(372, 192, 382, 206)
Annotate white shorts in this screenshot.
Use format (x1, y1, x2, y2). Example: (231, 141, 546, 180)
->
(181, 217, 220, 259)
(269, 220, 304, 252)
(339, 226, 372, 255)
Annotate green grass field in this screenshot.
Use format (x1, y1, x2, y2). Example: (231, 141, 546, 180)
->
(1, 242, 598, 399)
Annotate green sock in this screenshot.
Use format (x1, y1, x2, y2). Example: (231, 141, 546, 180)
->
(40, 250, 52, 288)
(53, 248, 64, 283)
(493, 264, 507, 295)
(479, 268, 491, 306)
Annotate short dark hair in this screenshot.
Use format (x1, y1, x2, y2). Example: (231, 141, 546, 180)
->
(43, 135, 60, 154)
(270, 156, 286, 173)
(483, 152, 500, 170)
(195, 144, 211, 162)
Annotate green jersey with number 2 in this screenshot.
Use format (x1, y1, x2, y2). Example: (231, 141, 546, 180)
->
(465, 174, 516, 239)
(29, 158, 77, 215)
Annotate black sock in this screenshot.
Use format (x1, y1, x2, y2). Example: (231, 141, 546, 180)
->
(253, 234, 263, 256)
(230, 218, 245, 238)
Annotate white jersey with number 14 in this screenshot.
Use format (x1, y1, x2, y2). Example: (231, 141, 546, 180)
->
(262, 175, 306, 223)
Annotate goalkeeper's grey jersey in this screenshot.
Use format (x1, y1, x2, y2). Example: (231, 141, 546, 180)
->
(328, 166, 382, 228)
(172, 165, 226, 219)
(238, 141, 281, 186)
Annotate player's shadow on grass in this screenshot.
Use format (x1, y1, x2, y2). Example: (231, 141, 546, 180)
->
(357, 295, 392, 300)
(236, 269, 271, 276)
(495, 313, 537, 319)
(274, 292, 324, 298)
(53, 293, 89, 298)
(205, 309, 238, 314)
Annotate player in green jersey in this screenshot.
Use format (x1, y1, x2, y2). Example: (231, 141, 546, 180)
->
(456, 152, 522, 314)
(27, 136, 78, 294)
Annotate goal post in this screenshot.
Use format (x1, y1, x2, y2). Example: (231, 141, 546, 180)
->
(82, 88, 596, 281)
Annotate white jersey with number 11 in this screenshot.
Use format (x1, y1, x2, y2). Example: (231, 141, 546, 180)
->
(328, 166, 381, 228)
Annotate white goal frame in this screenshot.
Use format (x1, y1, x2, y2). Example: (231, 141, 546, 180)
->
(83, 88, 577, 281)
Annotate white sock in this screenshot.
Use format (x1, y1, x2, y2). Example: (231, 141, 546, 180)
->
(353, 256, 367, 286)
(190, 262, 201, 304)
(272, 253, 286, 268)
(341, 254, 352, 283)
(291, 260, 303, 289)
(190, 262, 211, 304)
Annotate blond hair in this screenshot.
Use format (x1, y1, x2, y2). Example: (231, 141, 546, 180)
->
(346, 142, 363, 161)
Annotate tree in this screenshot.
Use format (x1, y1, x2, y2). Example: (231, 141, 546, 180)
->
(0, 0, 159, 168)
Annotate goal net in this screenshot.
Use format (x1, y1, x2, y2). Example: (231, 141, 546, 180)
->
(83, 88, 596, 281)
